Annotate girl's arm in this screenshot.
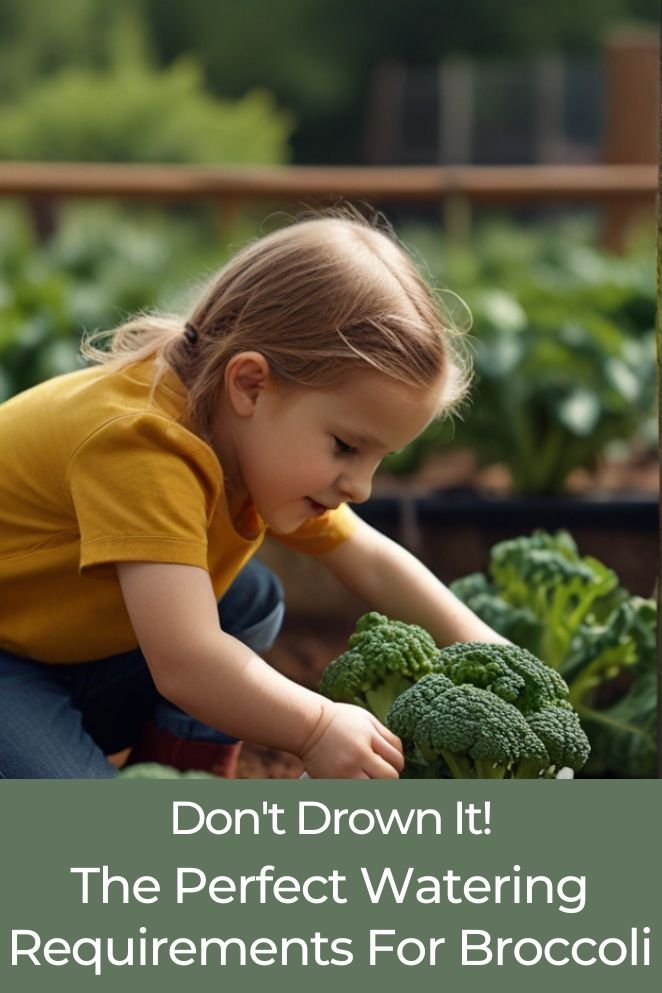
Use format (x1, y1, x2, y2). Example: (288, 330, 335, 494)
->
(116, 561, 403, 779)
(318, 516, 509, 647)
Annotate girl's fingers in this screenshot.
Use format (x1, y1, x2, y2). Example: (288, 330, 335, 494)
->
(368, 716, 403, 751)
(362, 753, 401, 779)
(369, 722, 404, 765)
(371, 734, 405, 773)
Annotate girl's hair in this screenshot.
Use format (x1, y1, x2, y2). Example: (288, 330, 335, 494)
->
(81, 207, 471, 441)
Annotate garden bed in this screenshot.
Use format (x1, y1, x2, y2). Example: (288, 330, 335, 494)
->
(248, 451, 659, 779)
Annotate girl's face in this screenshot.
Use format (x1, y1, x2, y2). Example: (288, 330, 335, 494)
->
(215, 355, 444, 535)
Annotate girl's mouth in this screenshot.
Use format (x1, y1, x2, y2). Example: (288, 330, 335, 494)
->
(306, 498, 328, 516)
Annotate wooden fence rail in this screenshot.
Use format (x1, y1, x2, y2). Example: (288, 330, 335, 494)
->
(0, 161, 656, 248)
(0, 161, 655, 203)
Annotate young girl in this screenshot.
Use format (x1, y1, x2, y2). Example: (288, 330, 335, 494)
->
(0, 211, 506, 780)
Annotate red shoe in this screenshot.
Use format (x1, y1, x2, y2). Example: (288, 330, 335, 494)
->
(128, 721, 241, 778)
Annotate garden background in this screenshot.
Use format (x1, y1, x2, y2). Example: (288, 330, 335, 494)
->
(0, 0, 658, 779)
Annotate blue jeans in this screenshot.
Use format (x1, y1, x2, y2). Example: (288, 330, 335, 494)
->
(0, 559, 284, 779)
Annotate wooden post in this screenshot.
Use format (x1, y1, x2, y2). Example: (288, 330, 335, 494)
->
(28, 195, 58, 244)
(439, 59, 474, 241)
(602, 27, 659, 252)
(362, 60, 407, 164)
(536, 55, 566, 163)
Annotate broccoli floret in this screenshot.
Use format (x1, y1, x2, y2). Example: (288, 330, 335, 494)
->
(525, 704, 591, 773)
(319, 611, 440, 723)
(320, 616, 591, 779)
(386, 642, 591, 779)
(118, 763, 216, 779)
(435, 641, 569, 714)
(489, 531, 620, 670)
(387, 674, 554, 779)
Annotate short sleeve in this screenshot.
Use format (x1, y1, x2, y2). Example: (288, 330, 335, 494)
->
(66, 413, 222, 580)
(267, 503, 360, 556)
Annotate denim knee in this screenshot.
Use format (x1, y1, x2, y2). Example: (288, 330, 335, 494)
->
(217, 558, 285, 652)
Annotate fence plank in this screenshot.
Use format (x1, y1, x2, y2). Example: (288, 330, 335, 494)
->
(0, 162, 655, 203)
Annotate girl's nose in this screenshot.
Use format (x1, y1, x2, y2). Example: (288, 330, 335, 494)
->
(338, 470, 372, 505)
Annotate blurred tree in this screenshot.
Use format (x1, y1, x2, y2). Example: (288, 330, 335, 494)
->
(0, 0, 657, 163)
(0, 0, 292, 164)
(0, 63, 292, 164)
(0, 0, 119, 95)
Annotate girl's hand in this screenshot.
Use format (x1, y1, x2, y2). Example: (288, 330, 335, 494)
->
(299, 702, 404, 779)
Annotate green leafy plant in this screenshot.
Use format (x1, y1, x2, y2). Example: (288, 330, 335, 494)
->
(0, 203, 247, 399)
(450, 530, 657, 777)
(456, 289, 655, 494)
(386, 222, 657, 492)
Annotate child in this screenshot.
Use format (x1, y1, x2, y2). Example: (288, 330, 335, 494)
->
(0, 210, 506, 780)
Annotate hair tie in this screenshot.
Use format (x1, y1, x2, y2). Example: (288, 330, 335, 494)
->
(184, 322, 199, 345)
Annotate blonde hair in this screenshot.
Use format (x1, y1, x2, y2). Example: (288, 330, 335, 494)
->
(82, 207, 471, 441)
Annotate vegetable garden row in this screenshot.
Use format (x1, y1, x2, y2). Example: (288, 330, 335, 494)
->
(1, 201, 656, 779)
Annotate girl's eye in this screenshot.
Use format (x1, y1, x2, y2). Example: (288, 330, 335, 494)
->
(333, 436, 358, 456)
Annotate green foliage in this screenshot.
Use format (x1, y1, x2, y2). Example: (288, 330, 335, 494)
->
(0, 0, 657, 162)
(393, 221, 657, 493)
(0, 0, 119, 98)
(0, 58, 292, 164)
(0, 203, 248, 400)
(450, 530, 657, 777)
(462, 295, 655, 494)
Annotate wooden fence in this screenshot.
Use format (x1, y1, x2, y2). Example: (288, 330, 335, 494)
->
(0, 160, 656, 248)
(0, 29, 657, 248)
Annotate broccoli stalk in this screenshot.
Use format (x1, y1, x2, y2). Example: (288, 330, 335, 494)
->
(361, 674, 420, 725)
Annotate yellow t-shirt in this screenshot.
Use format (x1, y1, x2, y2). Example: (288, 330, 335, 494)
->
(0, 358, 358, 663)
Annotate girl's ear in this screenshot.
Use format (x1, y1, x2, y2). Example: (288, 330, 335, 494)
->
(224, 352, 271, 416)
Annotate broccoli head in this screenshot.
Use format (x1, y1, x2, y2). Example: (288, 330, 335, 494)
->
(387, 674, 552, 779)
(319, 611, 440, 723)
(435, 641, 569, 715)
(525, 704, 591, 772)
(489, 531, 621, 670)
(387, 671, 590, 779)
